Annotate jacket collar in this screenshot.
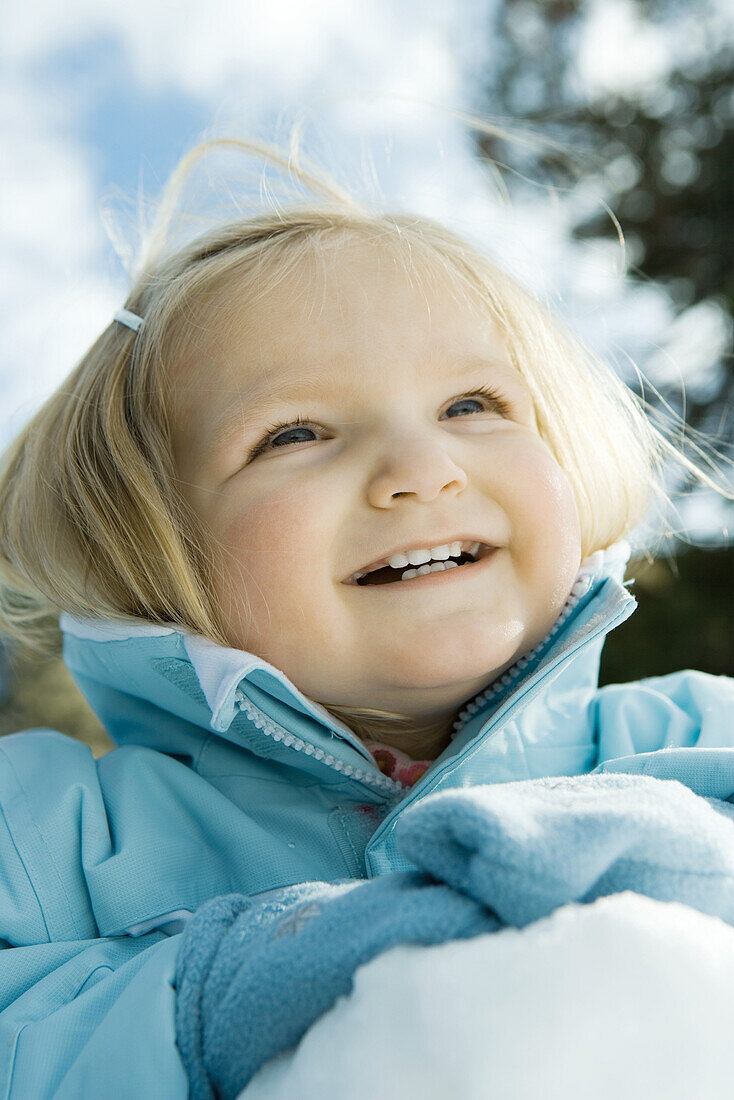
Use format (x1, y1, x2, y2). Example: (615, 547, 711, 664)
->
(448, 539, 635, 747)
(60, 540, 636, 789)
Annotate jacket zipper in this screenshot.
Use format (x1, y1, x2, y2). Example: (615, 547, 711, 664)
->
(450, 573, 594, 738)
(234, 689, 405, 799)
(363, 582, 636, 866)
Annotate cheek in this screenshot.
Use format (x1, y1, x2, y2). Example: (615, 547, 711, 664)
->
(497, 437, 582, 561)
(216, 484, 329, 592)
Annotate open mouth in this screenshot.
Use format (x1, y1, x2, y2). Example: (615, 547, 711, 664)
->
(350, 543, 496, 588)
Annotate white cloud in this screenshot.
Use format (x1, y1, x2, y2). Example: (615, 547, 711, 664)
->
(645, 299, 732, 402)
(1, 0, 471, 103)
(572, 0, 672, 100)
(0, 75, 124, 446)
(0, 0, 494, 449)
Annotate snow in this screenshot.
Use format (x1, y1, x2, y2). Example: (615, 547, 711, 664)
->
(242, 892, 734, 1099)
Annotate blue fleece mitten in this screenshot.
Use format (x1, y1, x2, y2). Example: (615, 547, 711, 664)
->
(174, 871, 498, 1100)
(396, 772, 734, 928)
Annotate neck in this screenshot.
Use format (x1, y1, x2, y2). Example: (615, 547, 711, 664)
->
(376, 721, 454, 761)
(322, 702, 457, 762)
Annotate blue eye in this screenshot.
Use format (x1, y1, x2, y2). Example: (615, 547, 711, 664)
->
(247, 415, 317, 461)
(246, 385, 510, 463)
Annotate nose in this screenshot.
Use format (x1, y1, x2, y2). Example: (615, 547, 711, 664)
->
(365, 434, 468, 507)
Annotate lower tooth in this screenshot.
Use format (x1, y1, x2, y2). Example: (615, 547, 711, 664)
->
(401, 561, 459, 581)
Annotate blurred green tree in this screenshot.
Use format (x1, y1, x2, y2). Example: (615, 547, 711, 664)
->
(479, 1, 732, 430)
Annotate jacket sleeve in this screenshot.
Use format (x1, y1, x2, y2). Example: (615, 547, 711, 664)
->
(591, 668, 734, 799)
(0, 730, 188, 1099)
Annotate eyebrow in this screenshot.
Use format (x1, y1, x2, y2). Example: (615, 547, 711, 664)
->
(207, 355, 519, 452)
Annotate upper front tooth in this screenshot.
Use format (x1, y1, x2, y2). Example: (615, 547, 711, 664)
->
(387, 541, 464, 569)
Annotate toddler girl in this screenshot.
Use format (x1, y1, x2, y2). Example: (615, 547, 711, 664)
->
(0, 136, 730, 1097)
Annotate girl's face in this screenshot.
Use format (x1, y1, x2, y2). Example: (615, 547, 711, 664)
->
(171, 240, 582, 725)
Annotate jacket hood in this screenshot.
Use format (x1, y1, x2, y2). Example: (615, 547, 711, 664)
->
(60, 540, 636, 796)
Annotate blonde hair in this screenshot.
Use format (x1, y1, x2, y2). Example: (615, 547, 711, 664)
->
(0, 132, 730, 745)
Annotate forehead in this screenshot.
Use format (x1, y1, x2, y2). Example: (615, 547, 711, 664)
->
(169, 236, 521, 446)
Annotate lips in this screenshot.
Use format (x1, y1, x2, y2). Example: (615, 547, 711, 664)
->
(342, 537, 495, 585)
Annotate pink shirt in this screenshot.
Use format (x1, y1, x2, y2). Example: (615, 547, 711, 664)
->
(363, 741, 434, 788)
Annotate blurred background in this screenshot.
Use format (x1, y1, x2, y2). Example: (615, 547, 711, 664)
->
(1, 0, 732, 754)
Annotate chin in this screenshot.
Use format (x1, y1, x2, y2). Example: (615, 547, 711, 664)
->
(384, 624, 527, 692)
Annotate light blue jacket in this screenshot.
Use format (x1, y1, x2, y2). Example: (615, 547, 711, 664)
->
(1, 538, 733, 1097)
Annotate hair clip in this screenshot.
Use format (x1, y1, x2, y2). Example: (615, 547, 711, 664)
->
(114, 309, 144, 333)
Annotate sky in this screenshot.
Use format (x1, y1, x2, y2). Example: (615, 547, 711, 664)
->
(2, 0, 732, 546)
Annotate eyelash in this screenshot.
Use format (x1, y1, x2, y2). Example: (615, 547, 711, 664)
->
(245, 385, 512, 463)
